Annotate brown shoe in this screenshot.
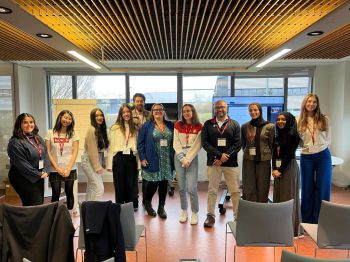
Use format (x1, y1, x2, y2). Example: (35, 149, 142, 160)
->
(203, 214, 215, 228)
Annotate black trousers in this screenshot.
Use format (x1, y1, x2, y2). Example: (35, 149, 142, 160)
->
(145, 180, 168, 205)
(8, 168, 44, 206)
(112, 152, 138, 204)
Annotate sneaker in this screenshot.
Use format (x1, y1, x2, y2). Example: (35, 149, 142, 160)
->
(179, 210, 188, 223)
(190, 212, 198, 225)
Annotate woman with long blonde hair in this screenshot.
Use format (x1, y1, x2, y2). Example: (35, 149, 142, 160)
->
(297, 93, 331, 224)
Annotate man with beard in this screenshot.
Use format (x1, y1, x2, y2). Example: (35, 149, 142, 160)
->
(132, 93, 151, 210)
(202, 100, 241, 227)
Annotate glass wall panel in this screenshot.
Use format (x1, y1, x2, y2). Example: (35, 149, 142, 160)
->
(235, 78, 284, 96)
(287, 77, 312, 117)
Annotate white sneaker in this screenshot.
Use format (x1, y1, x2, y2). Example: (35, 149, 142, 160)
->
(179, 210, 188, 223)
(190, 212, 198, 225)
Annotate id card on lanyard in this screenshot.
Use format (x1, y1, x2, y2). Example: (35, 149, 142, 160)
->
(215, 119, 228, 147)
(156, 123, 168, 147)
(25, 134, 44, 169)
(276, 145, 281, 168)
(248, 125, 256, 156)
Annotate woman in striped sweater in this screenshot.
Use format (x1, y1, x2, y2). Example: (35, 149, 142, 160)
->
(173, 104, 202, 225)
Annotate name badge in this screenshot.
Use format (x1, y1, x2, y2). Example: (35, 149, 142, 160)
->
(123, 148, 130, 155)
(103, 150, 108, 157)
(217, 138, 226, 147)
(39, 160, 44, 169)
(160, 139, 168, 147)
(249, 147, 256, 156)
(276, 159, 282, 168)
(182, 147, 190, 154)
(308, 145, 319, 153)
(57, 156, 65, 165)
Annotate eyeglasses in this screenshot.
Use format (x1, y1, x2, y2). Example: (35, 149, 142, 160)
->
(215, 106, 226, 110)
(153, 109, 164, 112)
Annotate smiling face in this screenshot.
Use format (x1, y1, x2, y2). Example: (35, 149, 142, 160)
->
(249, 104, 261, 119)
(60, 113, 72, 128)
(214, 101, 227, 120)
(152, 104, 165, 121)
(134, 96, 145, 112)
(122, 106, 131, 122)
(182, 105, 193, 123)
(305, 95, 318, 113)
(95, 110, 104, 126)
(21, 116, 35, 134)
(276, 114, 287, 129)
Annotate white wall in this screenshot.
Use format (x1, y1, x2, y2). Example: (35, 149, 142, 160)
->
(314, 61, 350, 187)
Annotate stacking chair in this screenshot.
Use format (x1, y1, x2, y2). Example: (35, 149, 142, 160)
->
(299, 201, 350, 258)
(281, 250, 350, 262)
(225, 199, 295, 262)
(120, 202, 148, 262)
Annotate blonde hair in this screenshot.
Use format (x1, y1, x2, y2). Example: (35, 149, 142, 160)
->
(297, 93, 328, 132)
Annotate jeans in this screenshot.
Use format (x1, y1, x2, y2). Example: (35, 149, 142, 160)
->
(175, 156, 199, 213)
(81, 152, 104, 201)
(207, 166, 240, 217)
(300, 148, 332, 224)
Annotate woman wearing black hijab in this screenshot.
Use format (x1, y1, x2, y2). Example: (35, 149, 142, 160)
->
(273, 112, 301, 236)
(241, 102, 275, 203)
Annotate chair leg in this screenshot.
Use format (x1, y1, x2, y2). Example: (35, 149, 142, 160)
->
(234, 245, 236, 262)
(273, 247, 275, 262)
(144, 228, 148, 262)
(135, 250, 138, 262)
(225, 223, 228, 262)
(314, 247, 317, 258)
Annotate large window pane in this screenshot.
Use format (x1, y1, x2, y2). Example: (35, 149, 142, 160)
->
(77, 75, 126, 127)
(183, 76, 230, 122)
(235, 78, 284, 96)
(50, 75, 73, 99)
(0, 76, 13, 191)
(287, 77, 311, 117)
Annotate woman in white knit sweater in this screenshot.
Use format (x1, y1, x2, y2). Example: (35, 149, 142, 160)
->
(173, 104, 202, 225)
(107, 104, 138, 207)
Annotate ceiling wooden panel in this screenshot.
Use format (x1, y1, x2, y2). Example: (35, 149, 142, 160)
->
(6, 0, 346, 62)
(0, 19, 72, 61)
(286, 23, 350, 59)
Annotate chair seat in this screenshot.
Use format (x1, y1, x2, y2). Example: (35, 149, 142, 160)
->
(125, 224, 145, 251)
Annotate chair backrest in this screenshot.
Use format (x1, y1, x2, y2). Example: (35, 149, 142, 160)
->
(317, 201, 350, 249)
(236, 199, 294, 247)
(281, 250, 350, 262)
(120, 202, 137, 250)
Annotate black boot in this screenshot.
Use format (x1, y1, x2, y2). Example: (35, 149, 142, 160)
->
(157, 202, 167, 219)
(145, 201, 156, 217)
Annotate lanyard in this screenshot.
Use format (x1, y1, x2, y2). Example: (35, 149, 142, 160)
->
(57, 133, 67, 156)
(155, 122, 165, 137)
(248, 125, 256, 144)
(24, 134, 42, 158)
(307, 123, 316, 145)
(134, 109, 145, 126)
(125, 131, 131, 146)
(214, 118, 229, 137)
(276, 145, 280, 158)
(185, 124, 193, 146)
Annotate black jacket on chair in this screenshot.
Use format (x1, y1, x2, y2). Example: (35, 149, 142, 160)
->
(0, 202, 75, 262)
(81, 201, 126, 262)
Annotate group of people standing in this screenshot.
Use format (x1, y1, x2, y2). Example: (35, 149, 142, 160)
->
(7, 93, 332, 232)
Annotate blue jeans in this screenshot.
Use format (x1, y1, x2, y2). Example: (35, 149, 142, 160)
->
(300, 148, 332, 224)
(174, 156, 199, 213)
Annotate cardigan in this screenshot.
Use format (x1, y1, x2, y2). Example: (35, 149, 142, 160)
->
(137, 120, 175, 173)
(84, 126, 103, 172)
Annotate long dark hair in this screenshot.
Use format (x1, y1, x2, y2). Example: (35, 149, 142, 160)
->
(90, 108, 109, 149)
(180, 104, 200, 126)
(53, 110, 75, 139)
(115, 104, 137, 137)
(12, 113, 40, 142)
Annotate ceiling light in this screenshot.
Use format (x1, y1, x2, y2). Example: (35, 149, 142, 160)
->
(256, 49, 292, 68)
(0, 6, 12, 14)
(307, 31, 324, 36)
(67, 50, 101, 69)
(36, 33, 52, 38)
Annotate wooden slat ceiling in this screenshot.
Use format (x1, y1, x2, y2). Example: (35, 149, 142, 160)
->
(1, 0, 348, 62)
(0, 19, 72, 61)
(286, 23, 350, 59)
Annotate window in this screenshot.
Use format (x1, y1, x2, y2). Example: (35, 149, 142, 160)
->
(287, 77, 311, 117)
(0, 76, 13, 189)
(235, 78, 284, 96)
(50, 75, 73, 99)
(183, 76, 231, 122)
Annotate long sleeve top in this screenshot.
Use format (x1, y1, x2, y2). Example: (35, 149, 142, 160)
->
(107, 123, 138, 170)
(201, 117, 241, 167)
(298, 116, 331, 155)
(173, 121, 202, 163)
(84, 126, 103, 172)
(7, 135, 49, 183)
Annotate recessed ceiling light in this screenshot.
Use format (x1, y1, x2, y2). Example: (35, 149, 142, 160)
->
(36, 33, 53, 38)
(307, 31, 324, 36)
(0, 6, 12, 14)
